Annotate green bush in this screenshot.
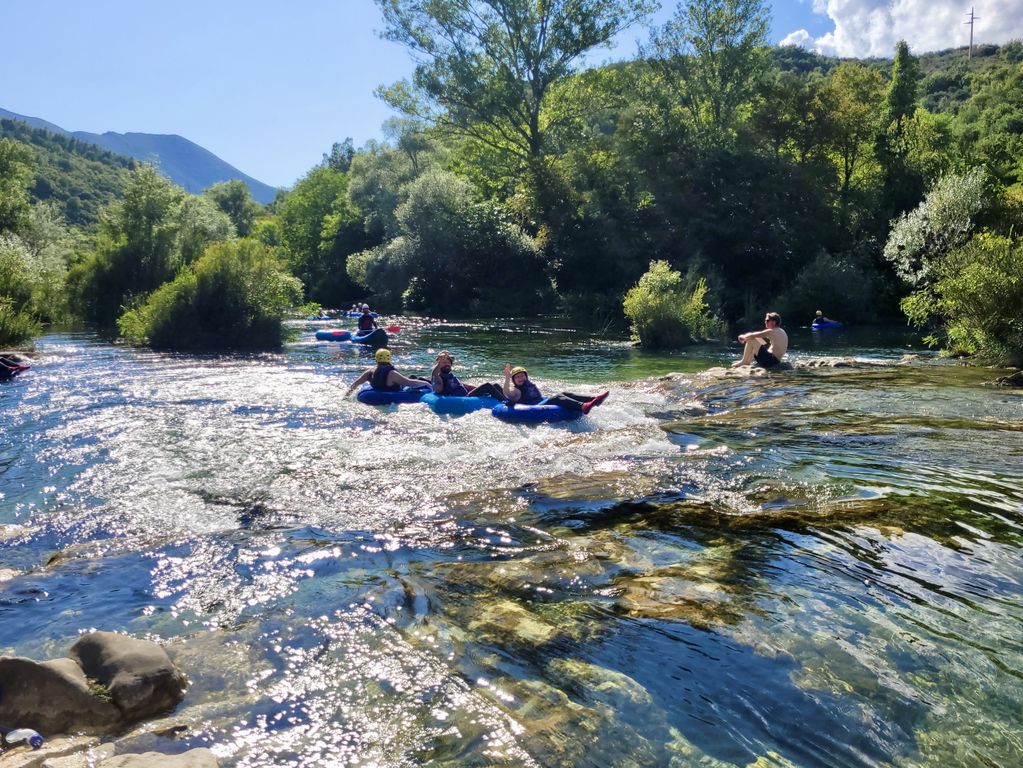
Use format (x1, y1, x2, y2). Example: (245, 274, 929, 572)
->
(884, 168, 989, 286)
(0, 296, 40, 346)
(623, 260, 725, 349)
(118, 239, 303, 351)
(902, 233, 1023, 366)
(0, 234, 42, 346)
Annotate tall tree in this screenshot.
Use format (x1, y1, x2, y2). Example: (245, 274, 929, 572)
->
(816, 62, 884, 214)
(877, 40, 924, 218)
(205, 179, 260, 237)
(375, 0, 656, 167)
(0, 138, 34, 233)
(882, 40, 921, 129)
(645, 0, 770, 139)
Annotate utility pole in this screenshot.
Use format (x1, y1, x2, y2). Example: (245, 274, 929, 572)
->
(965, 6, 980, 60)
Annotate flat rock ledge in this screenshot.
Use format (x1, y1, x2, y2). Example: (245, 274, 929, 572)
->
(0, 737, 217, 768)
(0, 631, 187, 737)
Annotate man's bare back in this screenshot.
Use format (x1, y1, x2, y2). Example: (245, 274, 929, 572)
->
(763, 326, 788, 358)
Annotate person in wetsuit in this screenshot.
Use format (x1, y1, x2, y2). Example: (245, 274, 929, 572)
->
(357, 304, 377, 332)
(501, 364, 609, 414)
(429, 351, 505, 400)
(0, 355, 30, 380)
(813, 310, 836, 324)
(731, 312, 789, 369)
(345, 348, 427, 397)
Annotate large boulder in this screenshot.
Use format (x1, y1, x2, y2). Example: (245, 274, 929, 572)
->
(0, 657, 119, 734)
(69, 632, 187, 723)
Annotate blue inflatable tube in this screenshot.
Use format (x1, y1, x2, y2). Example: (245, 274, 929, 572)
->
(348, 328, 389, 347)
(316, 329, 352, 341)
(491, 400, 583, 424)
(811, 320, 844, 330)
(421, 393, 501, 415)
(356, 385, 430, 405)
(345, 311, 377, 318)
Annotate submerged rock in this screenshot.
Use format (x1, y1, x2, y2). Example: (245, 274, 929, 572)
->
(546, 658, 654, 711)
(468, 600, 561, 646)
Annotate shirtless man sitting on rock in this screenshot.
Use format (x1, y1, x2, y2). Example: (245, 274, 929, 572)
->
(731, 312, 788, 369)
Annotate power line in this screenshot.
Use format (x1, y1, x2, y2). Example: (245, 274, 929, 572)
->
(964, 6, 980, 60)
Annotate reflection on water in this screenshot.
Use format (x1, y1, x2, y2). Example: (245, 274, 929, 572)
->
(1, 322, 1021, 767)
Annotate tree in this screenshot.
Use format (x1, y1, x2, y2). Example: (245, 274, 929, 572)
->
(115, 165, 188, 291)
(348, 168, 549, 314)
(66, 167, 234, 327)
(205, 179, 260, 237)
(816, 62, 884, 213)
(881, 40, 921, 129)
(877, 40, 925, 219)
(322, 138, 355, 173)
(279, 165, 365, 303)
(0, 138, 34, 233)
(645, 0, 770, 139)
(375, 0, 655, 168)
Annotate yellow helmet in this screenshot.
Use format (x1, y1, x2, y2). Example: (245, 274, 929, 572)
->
(510, 366, 527, 377)
(816, 310, 823, 316)
(374, 348, 392, 363)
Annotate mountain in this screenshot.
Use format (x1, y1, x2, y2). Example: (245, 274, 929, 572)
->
(0, 108, 277, 205)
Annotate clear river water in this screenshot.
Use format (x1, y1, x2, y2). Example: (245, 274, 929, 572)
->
(1, 318, 1021, 767)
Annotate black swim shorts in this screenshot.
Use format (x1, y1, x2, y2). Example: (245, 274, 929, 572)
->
(754, 344, 780, 368)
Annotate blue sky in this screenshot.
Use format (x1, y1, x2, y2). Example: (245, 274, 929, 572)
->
(2, 1, 1011, 189)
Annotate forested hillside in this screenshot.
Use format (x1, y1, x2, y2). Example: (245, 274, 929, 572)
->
(0, 118, 134, 227)
(2, 0, 1021, 365)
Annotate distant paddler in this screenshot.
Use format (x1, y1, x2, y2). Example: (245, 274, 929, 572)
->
(357, 304, 377, 332)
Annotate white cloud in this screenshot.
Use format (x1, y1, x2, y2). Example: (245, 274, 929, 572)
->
(781, 0, 1023, 58)
(780, 29, 814, 47)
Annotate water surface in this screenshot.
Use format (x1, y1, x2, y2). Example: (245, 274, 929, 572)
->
(1, 320, 1020, 767)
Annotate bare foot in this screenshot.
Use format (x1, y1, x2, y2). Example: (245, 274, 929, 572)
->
(730, 360, 745, 368)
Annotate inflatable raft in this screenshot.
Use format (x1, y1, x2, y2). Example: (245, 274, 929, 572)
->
(347, 328, 388, 347)
(491, 401, 583, 424)
(356, 385, 430, 406)
(315, 329, 353, 342)
(315, 328, 389, 346)
(811, 320, 844, 330)
(421, 393, 501, 415)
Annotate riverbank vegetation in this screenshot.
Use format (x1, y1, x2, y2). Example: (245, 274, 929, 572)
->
(0, 0, 1021, 362)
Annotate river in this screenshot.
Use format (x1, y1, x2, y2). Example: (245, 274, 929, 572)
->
(1, 319, 1021, 767)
